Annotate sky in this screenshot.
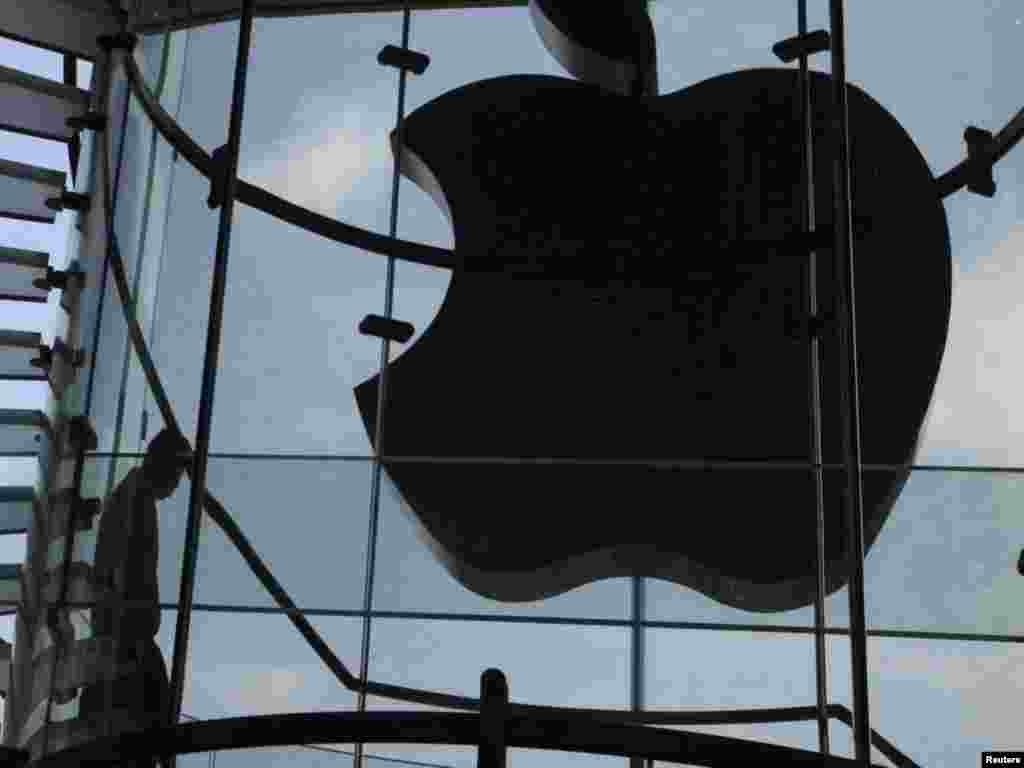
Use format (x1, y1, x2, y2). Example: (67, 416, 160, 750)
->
(0, 2, 1023, 768)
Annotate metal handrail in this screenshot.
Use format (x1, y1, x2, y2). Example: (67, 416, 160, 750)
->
(121, 47, 458, 271)
(31, 709, 891, 768)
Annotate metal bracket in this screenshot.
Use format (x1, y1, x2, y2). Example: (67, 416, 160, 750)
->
(964, 126, 996, 198)
(32, 265, 84, 292)
(51, 488, 100, 530)
(478, 669, 508, 768)
(772, 30, 831, 63)
(31, 340, 85, 371)
(66, 415, 98, 453)
(45, 191, 90, 213)
(66, 111, 107, 132)
(207, 144, 231, 209)
(359, 314, 415, 344)
(378, 45, 431, 75)
(29, 345, 51, 371)
(96, 33, 138, 52)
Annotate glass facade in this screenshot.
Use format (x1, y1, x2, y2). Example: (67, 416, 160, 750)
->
(1, 2, 1020, 768)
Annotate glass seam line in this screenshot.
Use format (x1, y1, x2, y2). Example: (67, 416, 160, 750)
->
(51, 601, 1024, 645)
(78, 453, 1024, 473)
(357, 9, 413, 768)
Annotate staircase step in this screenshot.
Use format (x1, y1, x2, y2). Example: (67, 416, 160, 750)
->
(0, 409, 50, 456)
(0, 330, 46, 381)
(0, 159, 66, 224)
(0, 247, 49, 304)
(0, 486, 33, 534)
(0, 64, 90, 143)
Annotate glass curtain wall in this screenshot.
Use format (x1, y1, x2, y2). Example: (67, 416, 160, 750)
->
(52, 2, 1024, 768)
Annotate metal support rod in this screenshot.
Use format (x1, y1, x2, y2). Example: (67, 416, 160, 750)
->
(826, 0, 871, 761)
(797, 0, 830, 755)
(355, 8, 412, 768)
(629, 576, 645, 768)
(168, 0, 256, 729)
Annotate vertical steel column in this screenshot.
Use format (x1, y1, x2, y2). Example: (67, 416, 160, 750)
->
(355, 9, 413, 768)
(826, 0, 871, 761)
(168, 0, 256, 727)
(796, 0, 831, 755)
(629, 576, 645, 768)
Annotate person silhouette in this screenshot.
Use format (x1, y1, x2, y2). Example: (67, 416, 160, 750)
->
(81, 428, 190, 766)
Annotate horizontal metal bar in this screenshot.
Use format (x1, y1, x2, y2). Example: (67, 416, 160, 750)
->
(30, 710, 889, 768)
(39, 600, 1024, 643)
(131, 0, 528, 34)
(77, 451, 1024, 474)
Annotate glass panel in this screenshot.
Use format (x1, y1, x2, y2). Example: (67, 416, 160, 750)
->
(646, 628, 814, 712)
(174, 22, 239, 154)
(240, 12, 401, 227)
(195, 457, 371, 611)
(88, 55, 159, 455)
(368, 617, 629, 708)
(810, 467, 1024, 637)
(140, 124, 220, 446)
(824, 635, 1014, 768)
(85, 236, 129, 454)
(183, 611, 360, 721)
(651, 1, 829, 95)
(367, 617, 629, 768)
(211, 11, 400, 456)
(835, 1, 1020, 469)
(372, 466, 630, 620)
(192, 748, 353, 768)
(110, 120, 185, 457)
(212, 206, 387, 456)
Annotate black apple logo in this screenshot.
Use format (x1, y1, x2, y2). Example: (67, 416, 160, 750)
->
(356, 0, 951, 611)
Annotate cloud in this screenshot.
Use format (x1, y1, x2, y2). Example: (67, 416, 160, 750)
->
(194, 663, 331, 717)
(238, 86, 393, 218)
(919, 223, 1024, 465)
